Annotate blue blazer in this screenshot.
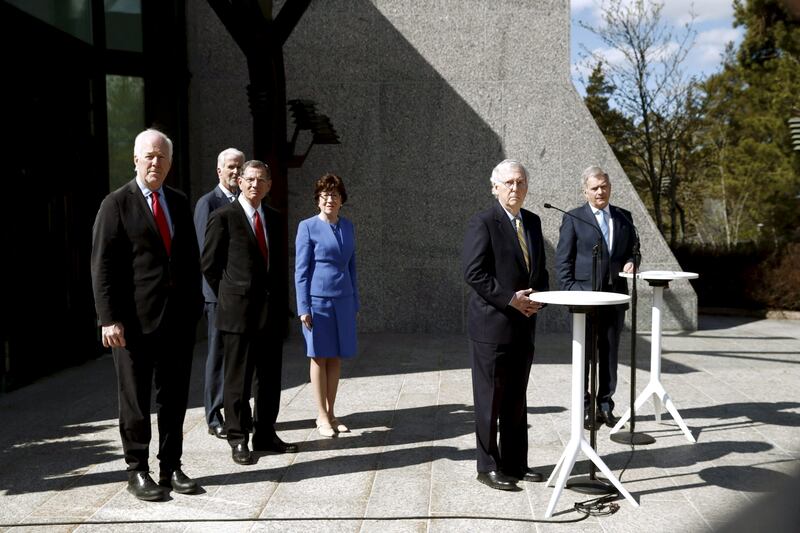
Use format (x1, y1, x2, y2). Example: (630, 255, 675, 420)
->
(554, 202, 635, 294)
(295, 215, 359, 317)
(194, 185, 233, 302)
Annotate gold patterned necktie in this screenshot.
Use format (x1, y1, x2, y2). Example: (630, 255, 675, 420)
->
(515, 217, 530, 271)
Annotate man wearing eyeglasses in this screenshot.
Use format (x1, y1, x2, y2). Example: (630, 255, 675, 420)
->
(462, 159, 549, 491)
(201, 160, 297, 465)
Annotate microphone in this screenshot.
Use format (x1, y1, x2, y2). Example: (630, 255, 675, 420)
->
(543, 203, 604, 241)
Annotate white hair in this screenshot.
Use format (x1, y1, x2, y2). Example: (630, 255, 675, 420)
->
(489, 159, 528, 196)
(490, 159, 528, 185)
(133, 129, 173, 161)
(217, 147, 245, 167)
(581, 165, 610, 188)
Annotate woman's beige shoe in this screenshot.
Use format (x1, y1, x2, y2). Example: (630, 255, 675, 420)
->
(316, 418, 336, 438)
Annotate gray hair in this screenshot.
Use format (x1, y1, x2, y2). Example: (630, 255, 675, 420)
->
(490, 159, 528, 197)
(217, 147, 245, 167)
(242, 159, 271, 178)
(133, 129, 173, 161)
(581, 166, 610, 188)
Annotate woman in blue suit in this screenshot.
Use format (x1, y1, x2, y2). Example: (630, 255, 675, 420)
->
(295, 174, 359, 438)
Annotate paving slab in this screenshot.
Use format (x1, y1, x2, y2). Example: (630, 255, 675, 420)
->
(0, 315, 799, 532)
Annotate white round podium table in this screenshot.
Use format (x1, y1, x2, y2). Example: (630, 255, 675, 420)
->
(530, 291, 638, 518)
(611, 271, 699, 443)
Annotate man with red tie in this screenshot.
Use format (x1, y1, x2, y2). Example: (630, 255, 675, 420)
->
(91, 129, 203, 501)
(201, 160, 296, 465)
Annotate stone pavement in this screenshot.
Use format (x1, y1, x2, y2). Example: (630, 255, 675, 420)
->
(1, 315, 799, 532)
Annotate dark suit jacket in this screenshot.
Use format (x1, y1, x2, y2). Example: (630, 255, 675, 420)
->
(194, 185, 234, 303)
(201, 199, 288, 336)
(91, 179, 203, 334)
(555, 203, 635, 294)
(463, 201, 549, 345)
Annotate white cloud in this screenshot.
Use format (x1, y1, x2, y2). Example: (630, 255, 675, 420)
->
(586, 45, 629, 68)
(570, 0, 598, 13)
(692, 27, 744, 67)
(661, 0, 736, 25)
(696, 27, 742, 45)
(571, 0, 735, 25)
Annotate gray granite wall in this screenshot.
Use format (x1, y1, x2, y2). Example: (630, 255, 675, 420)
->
(186, 0, 697, 333)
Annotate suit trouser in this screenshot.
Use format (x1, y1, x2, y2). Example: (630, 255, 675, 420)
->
(222, 329, 284, 448)
(584, 304, 626, 411)
(112, 319, 194, 472)
(203, 302, 225, 428)
(470, 339, 533, 474)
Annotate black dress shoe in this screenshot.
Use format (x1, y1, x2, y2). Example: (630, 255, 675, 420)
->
(208, 425, 227, 439)
(599, 408, 619, 427)
(159, 468, 199, 494)
(476, 471, 520, 491)
(506, 467, 544, 482)
(253, 435, 298, 454)
(127, 471, 164, 501)
(232, 443, 253, 465)
(584, 411, 598, 430)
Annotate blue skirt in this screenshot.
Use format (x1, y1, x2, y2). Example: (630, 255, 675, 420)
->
(302, 295, 357, 358)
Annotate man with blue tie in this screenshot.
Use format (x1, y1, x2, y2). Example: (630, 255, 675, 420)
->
(555, 166, 636, 428)
(194, 148, 244, 439)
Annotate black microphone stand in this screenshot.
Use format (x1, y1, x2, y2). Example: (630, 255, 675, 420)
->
(544, 203, 612, 494)
(610, 220, 655, 445)
(567, 232, 615, 494)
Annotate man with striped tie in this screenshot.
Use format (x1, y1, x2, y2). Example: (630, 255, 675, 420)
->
(555, 166, 636, 429)
(462, 159, 550, 491)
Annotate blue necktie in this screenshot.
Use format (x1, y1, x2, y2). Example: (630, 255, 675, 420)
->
(598, 210, 609, 248)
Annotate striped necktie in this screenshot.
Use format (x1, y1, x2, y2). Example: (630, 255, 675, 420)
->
(515, 217, 530, 271)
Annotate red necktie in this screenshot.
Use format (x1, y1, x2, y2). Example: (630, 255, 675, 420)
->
(253, 211, 269, 266)
(151, 191, 172, 256)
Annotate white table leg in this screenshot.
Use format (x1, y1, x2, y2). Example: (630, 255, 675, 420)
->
(610, 284, 695, 442)
(545, 312, 638, 518)
(580, 440, 638, 506)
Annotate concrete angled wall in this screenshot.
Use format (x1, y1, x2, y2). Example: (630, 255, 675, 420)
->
(186, 0, 697, 333)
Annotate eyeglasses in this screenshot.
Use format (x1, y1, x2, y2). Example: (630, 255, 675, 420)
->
(498, 179, 527, 190)
(320, 193, 341, 200)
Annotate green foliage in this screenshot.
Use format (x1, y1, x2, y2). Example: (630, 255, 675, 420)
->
(690, 0, 800, 247)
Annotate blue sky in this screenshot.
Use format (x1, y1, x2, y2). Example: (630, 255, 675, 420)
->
(571, 0, 744, 93)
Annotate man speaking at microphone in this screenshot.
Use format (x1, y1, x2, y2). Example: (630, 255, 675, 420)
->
(463, 159, 549, 491)
(555, 166, 636, 428)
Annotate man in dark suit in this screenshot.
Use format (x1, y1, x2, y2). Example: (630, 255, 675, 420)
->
(91, 129, 203, 501)
(193, 147, 244, 439)
(555, 166, 636, 428)
(201, 160, 297, 465)
(462, 159, 549, 491)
